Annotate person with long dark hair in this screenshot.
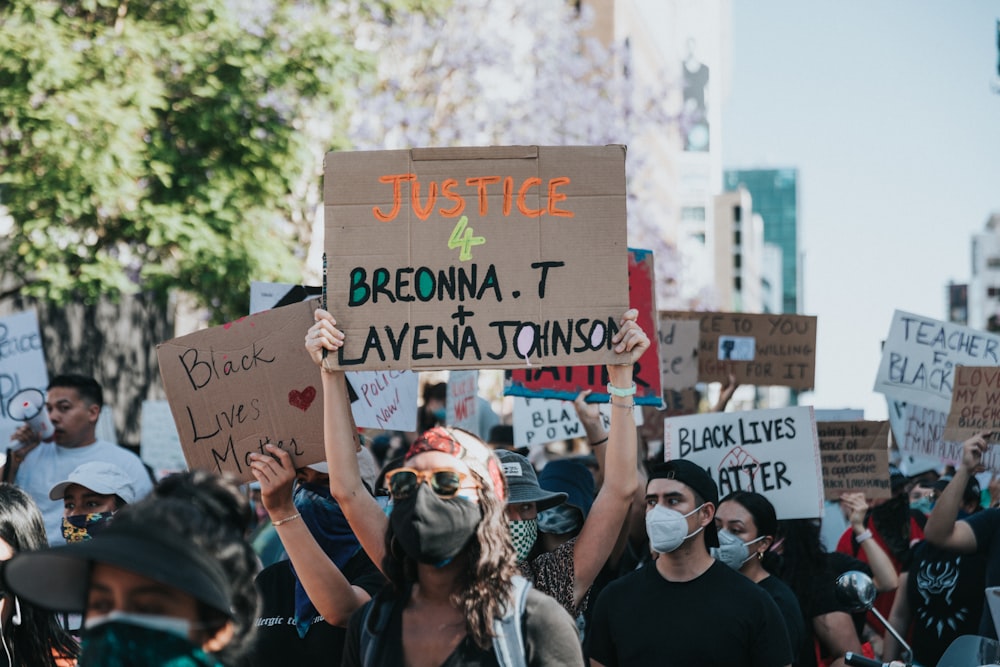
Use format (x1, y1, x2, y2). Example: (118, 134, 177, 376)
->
(770, 506, 896, 667)
(0, 484, 77, 667)
(304, 308, 584, 666)
(715, 491, 805, 658)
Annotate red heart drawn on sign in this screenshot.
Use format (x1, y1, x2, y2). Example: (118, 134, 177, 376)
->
(289, 386, 316, 412)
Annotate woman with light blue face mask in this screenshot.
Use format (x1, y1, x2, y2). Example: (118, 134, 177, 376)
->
(715, 491, 806, 660)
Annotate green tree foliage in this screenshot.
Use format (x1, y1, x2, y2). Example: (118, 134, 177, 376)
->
(0, 0, 409, 322)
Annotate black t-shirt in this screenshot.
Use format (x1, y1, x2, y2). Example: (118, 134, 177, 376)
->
(340, 585, 584, 667)
(758, 574, 805, 661)
(905, 540, 986, 666)
(250, 551, 386, 667)
(586, 560, 792, 667)
(962, 508, 1000, 637)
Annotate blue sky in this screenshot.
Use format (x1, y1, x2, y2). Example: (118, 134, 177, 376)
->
(720, 1, 1000, 418)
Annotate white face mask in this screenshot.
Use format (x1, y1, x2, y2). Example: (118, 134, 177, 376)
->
(646, 503, 706, 553)
(711, 529, 767, 570)
(85, 610, 193, 640)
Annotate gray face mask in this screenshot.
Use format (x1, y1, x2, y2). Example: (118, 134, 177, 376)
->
(711, 529, 766, 570)
(537, 504, 583, 536)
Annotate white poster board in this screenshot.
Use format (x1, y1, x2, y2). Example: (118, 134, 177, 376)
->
(896, 402, 1000, 472)
(346, 371, 418, 431)
(446, 370, 479, 433)
(140, 399, 188, 478)
(874, 310, 1000, 412)
(814, 409, 865, 422)
(664, 405, 823, 519)
(0, 310, 49, 443)
(512, 395, 643, 447)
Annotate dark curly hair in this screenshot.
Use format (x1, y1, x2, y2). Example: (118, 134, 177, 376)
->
(0, 484, 78, 666)
(383, 466, 517, 649)
(121, 470, 259, 666)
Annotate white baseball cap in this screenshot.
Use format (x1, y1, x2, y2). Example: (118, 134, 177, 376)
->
(305, 447, 378, 494)
(49, 461, 138, 505)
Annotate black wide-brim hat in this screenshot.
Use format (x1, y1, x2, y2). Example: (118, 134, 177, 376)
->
(1, 520, 233, 618)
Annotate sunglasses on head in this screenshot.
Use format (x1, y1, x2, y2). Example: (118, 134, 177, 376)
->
(384, 467, 469, 499)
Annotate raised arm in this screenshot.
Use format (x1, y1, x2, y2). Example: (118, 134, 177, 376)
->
(572, 389, 607, 487)
(813, 610, 864, 667)
(249, 445, 372, 625)
(711, 373, 739, 413)
(924, 432, 986, 553)
(570, 308, 649, 608)
(306, 309, 389, 572)
(841, 492, 898, 593)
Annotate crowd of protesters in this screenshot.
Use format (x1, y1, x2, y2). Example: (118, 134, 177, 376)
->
(1, 310, 999, 667)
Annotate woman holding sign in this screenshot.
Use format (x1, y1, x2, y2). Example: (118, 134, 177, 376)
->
(302, 308, 662, 666)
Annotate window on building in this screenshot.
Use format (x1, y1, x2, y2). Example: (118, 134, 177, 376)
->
(681, 206, 706, 221)
(734, 276, 742, 290)
(733, 254, 742, 269)
(733, 206, 742, 223)
(734, 230, 742, 246)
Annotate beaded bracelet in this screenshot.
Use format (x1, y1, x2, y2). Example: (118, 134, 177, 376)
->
(273, 513, 302, 527)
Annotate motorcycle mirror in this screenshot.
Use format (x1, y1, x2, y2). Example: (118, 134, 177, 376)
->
(834, 570, 876, 612)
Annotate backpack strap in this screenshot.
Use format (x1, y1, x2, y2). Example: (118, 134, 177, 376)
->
(359, 588, 397, 667)
(492, 575, 532, 667)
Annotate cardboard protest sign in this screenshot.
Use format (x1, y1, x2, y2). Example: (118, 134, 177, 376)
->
(249, 280, 419, 432)
(874, 310, 1000, 412)
(662, 389, 702, 417)
(504, 248, 663, 405)
(346, 371, 418, 432)
(664, 406, 823, 519)
(659, 311, 817, 389)
(658, 317, 700, 390)
(944, 366, 1000, 441)
(0, 310, 49, 443)
(816, 421, 891, 500)
(323, 146, 630, 371)
(446, 370, 479, 433)
(156, 300, 325, 482)
(512, 395, 642, 447)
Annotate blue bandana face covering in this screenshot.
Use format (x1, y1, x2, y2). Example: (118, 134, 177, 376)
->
(289, 482, 363, 637)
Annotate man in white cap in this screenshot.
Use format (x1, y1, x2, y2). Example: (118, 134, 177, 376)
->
(8, 374, 153, 544)
(49, 461, 138, 543)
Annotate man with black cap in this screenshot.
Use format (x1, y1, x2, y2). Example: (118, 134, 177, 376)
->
(586, 459, 792, 667)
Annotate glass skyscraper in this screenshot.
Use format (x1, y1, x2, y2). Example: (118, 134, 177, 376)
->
(724, 168, 800, 314)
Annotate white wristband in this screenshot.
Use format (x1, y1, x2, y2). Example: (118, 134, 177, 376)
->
(855, 529, 873, 544)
